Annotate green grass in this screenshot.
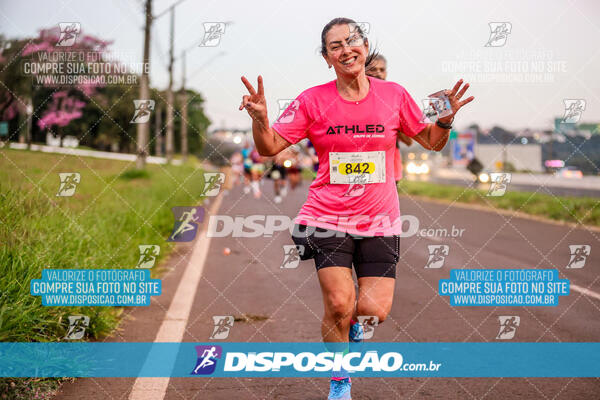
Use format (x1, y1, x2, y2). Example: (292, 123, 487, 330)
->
(0, 148, 206, 342)
(302, 168, 317, 181)
(397, 179, 600, 227)
(0, 377, 67, 399)
(118, 168, 151, 180)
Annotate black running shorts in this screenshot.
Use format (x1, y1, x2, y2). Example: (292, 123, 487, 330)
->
(270, 164, 287, 180)
(291, 224, 399, 278)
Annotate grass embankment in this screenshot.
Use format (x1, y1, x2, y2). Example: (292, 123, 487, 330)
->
(397, 179, 600, 227)
(1, 149, 207, 397)
(0, 149, 206, 342)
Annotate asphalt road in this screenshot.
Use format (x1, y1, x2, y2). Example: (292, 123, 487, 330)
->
(428, 175, 600, 198)
(56, 177, 600, 399)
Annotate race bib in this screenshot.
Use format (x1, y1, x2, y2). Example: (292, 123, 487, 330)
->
(329, 151, 386, 184)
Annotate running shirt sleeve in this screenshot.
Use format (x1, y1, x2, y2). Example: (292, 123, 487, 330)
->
(271, 93, 311, 144)
(397, 85, 428, 137)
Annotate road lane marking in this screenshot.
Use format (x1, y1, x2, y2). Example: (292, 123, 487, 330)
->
(129, 193, 223, 400)
(570, 283, 600, 301)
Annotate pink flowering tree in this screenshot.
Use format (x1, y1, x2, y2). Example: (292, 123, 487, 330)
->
(22, 26, 112, 96)
(23, 27, 112, 144)
(0, 27, 117, 145)
(37, 91, 86, 143)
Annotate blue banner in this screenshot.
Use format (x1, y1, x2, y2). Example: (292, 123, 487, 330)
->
(0, 342, 598, 377)
(30, 269, 161, 306)
(439, 269, 569, 306)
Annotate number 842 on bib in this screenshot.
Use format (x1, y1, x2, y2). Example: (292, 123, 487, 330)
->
(329, 151, 386, 184)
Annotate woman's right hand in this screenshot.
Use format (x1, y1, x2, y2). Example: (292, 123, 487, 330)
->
(239, 75, 292, 156)
(239, 75, 268, 123)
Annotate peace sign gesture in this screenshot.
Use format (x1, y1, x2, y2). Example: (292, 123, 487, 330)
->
(439, 79, 474, 123)
(239, 75, 268, 123)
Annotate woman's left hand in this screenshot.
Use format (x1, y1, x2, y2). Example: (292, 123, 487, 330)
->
(439, 79, 474, 124)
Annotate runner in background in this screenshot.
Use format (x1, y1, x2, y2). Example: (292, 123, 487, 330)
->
(249, 146, 265, 198)
(306, 140, 319, 174)
(298, 143, 318, 181)
(230, 151, 244, 186)
(270, 151, 288, 203)
(285, 145, 302, 190)
(241, 142, 253, 194)
(366, 54, 413, 183)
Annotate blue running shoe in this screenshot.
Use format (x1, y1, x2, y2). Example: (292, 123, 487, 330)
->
(349, 320, 363, 342)
(328, 378, 351, 400)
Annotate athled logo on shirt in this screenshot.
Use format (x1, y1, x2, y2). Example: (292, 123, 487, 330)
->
(326, 124, 385, 135)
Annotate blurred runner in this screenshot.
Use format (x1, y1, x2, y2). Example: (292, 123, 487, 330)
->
(270, 152, 287, 203)
(306, 139, 319, 173)
(366, 54, 413, 183)
(230, 151, 244, 186)
(249, 146, 265, 198)
(285, 145, 302, 190)
(241, 142, 253, 194)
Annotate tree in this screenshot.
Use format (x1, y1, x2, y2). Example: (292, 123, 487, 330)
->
(173, 88, 210, 156)
(0, 36, 36, 143)
(0, 27, 114, 146)
(0, 26, 211, 157)
(36, 91, 85, 144)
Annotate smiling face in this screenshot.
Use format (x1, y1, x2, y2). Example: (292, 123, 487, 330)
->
(323, 23, 369, 78)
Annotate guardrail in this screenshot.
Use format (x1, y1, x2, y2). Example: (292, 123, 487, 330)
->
(6, 142, 183, 165)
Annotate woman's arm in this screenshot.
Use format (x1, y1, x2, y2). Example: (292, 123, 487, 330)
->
(250, 118, 292, 157)
(397, 132, 413, 146)
(240, 75, 292, 156)
(413, 123, 450, 152)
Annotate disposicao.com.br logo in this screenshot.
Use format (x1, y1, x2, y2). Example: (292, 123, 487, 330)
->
(206, 214, 464, 239)
(191, 348, 441, 376)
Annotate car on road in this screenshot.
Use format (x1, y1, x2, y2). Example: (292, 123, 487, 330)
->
(556, 166, 583, 179)
(405, 152, 430, 175)
(406, 160, 430, 175)
(477, 170, 491, 183)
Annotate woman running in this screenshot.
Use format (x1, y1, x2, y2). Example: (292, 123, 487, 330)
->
(239, 17, 473, 399)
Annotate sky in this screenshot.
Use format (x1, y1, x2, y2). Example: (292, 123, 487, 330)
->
(2, 0, 600, 132)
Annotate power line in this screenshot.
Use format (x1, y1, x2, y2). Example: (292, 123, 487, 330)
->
(154, 0, 188, 19)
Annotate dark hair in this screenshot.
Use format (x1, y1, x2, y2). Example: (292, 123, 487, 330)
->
(373, 54, 387, 64)
(320, 17, 379, 70)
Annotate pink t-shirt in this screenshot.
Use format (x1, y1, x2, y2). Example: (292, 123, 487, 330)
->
(272, 76, 427, 236)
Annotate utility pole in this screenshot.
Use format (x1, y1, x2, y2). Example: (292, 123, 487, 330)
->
(153, 4, 225, 163)
(26, 99, 33, 149)
(178, 50, 226, 162)
(165, 6, 175, 163)
(154, 102, 162, 156)
(136, 0, 152, 169)
(180, 50, 188, 161)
